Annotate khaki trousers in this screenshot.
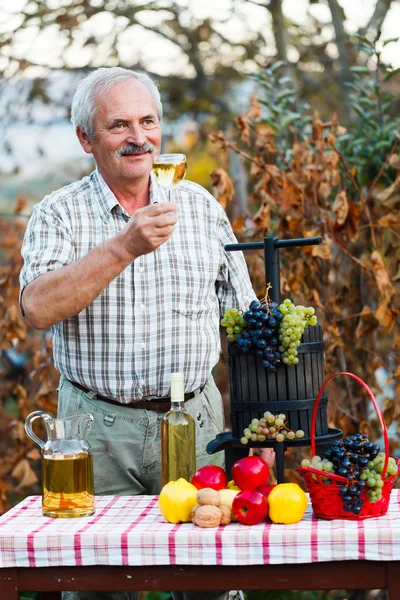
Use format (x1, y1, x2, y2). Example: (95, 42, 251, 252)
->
(57, 376, 238, 600)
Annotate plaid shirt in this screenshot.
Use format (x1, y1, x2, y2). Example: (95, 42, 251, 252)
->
(20, 169, 255, 403)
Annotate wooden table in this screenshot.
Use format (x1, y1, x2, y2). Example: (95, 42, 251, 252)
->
(1, 494, 400, 599)
(1, 560, 400, 599)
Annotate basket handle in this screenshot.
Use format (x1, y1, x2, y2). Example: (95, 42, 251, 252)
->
(311, 371, 389, 480)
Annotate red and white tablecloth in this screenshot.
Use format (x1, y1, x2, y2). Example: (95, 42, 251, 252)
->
(0, 492, 400, 568)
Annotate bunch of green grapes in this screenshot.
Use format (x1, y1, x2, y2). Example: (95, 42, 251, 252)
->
(220, 308, 247, 342)
(240, 411, 305, 445)
(360, 453, 398, 503)
(301, 456, 334, 482)
(278, 299, 318, 365)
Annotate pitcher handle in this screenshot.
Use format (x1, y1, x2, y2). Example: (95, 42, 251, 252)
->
(24, 411, 47, 448)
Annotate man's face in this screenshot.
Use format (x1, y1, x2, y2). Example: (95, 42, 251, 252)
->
(77, 79, 162, 187)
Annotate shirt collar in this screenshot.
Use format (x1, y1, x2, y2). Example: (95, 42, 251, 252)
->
(91, 169, 169, 221)
(90, 169, 120, 221)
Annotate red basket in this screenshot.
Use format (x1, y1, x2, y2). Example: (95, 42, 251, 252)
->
(297, 371, 400, 520)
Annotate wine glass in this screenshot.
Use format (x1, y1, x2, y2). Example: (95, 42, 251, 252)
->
(152, 153, 187, 201)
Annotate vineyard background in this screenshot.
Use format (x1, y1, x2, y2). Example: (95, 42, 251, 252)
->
(1, 1, 400, 518)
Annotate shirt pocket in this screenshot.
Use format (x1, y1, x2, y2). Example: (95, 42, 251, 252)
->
(169, 253, 219, 319)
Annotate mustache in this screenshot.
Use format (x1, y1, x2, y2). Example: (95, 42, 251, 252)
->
(115, 142, 155, 158)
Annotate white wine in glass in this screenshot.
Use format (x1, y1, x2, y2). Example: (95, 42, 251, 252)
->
(152, 153, 187, 199)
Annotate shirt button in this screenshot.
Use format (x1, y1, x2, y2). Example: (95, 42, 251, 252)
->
(140, 303, 145, 310)
(139, 267, 144, 273)
(141, 342, 146, 349)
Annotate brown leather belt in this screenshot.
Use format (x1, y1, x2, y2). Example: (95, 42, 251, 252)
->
(69, 380, 206, 413)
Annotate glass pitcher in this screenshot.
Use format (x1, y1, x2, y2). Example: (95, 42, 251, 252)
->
(25, 411, 95, 518)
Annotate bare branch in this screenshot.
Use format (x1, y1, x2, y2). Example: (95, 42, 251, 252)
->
(358, 0, 395, 37)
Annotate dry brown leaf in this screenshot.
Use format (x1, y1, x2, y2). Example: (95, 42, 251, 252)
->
(236, 115, 251, 146)
(253, 201, 271, 230)
(15, 196, 28, 215)
(13, 384, 27, 404)
(394, 328, 400, 350)
(311, 235, 332, 260)
(210, 168, 235, 209)
(311, 289, 325, 309)
(389, 154, 400, 170)
(231, 215, 247, 232)
(9, 420, 26, 443)
(382, 397, 400, 428)
(376, 173, 400, 207)
(332, 190, 349, 226)
(377, 213, 400, 228)
(0, 480, 8, 515)
(359, 420, 370, 437)
(355, 306, 379, 339)
(11, 459, 38, 490)
(370, 250, 395, 298)
(26, 448, 41, 461)
(281, 175, 302, 209)
(318, 181, 331, 207)
(345, 200, 361, 242)
(375, 303, 397, 330)
(312, 111, 324, 141)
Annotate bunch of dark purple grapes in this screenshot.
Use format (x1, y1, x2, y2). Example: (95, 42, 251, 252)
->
(324, 435, 380, 515)
(236, 299, 283, 372)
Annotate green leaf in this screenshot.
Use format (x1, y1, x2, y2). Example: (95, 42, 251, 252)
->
(383, 37, 400, 46)
(277, 76, 293, 86)
(381, 100, 394, 113)
(383, 122, 400, 136)
(276, 89, 295, 102)
(350, 66, 370, 74)
(384, 68, 400, 81)
(281, 112, 302, 127)
(270, 60, 287, 73)
(353, 34, 371, 45)
(366, 119, 379, 131)
(358, 97, 377, 108)
(374, 140, 392, 151)
(271, 105, 283, 116)
(353, 104, 366, 118)
(262, 117, 280, 130)
(359, 45, 374, 57)
(259, 99, 272, 109)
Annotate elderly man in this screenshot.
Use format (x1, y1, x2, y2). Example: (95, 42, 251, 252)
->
(20, 67, 255, 600)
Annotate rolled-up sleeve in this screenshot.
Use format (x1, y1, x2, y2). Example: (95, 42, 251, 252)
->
(19, 204, 75, 316)
(216, 208, 257, 317)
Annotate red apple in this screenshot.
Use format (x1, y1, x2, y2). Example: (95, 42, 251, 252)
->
(232, 489, 268, 525)
(257, 484, 276, 500)
(191, 465, 228, 491)
(231, 456, 270, 491)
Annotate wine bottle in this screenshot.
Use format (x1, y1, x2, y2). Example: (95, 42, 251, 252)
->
(161, 373, 196, 486)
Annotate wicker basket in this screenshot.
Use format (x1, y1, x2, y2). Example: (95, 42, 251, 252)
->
(297, 371, 400, 520)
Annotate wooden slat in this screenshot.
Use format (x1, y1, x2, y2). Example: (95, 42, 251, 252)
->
(286, 365, 299, 431)
(276, 363, 288, 401)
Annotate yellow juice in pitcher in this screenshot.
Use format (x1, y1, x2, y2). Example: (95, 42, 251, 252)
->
(42, 453, 95, 518)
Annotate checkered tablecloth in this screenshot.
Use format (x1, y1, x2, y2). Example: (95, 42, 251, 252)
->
(0, 491, 400, 568)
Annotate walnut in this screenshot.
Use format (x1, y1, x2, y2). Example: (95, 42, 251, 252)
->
(191, 504, 200, 523)
(219, 504, 232, 525)
(196, 488, 221, 506)
(194, 505, 222, 528)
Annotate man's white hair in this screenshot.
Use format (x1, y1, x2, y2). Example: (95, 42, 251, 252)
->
(71, 67, 163, 139)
